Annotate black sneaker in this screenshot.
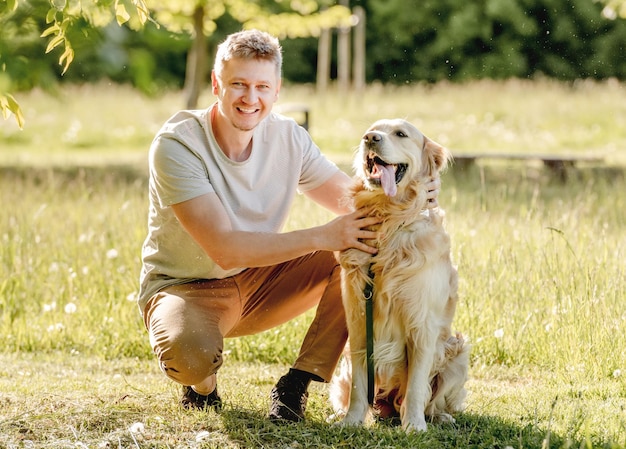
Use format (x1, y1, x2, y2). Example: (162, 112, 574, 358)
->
(268, 374, 309, 422)
(181, 385, 223, 411)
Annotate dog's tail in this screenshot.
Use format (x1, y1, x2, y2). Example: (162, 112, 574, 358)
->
(427, 333, 470, 416)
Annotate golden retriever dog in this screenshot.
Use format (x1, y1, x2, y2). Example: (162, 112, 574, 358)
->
(330, 119, 470, 432)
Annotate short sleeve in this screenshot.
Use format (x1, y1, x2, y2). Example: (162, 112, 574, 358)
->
(149, 136, 214, 208)
(295, 126, 341, 192)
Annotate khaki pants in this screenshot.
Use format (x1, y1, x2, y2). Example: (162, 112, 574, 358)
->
(143, 251, 347, 389)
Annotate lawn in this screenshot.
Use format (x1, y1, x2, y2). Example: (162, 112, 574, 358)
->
(1, 80, 625, 448)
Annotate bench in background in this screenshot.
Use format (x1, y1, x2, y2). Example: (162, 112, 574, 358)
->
(276, 103, 310, 131)
(452, 153, 604, 181)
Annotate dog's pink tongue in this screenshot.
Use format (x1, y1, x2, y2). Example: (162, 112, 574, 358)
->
(377, 163, 397, 197)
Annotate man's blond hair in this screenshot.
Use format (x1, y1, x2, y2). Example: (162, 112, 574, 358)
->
(214, 29, 282, 80)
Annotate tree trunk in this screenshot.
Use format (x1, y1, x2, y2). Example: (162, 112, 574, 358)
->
(353, 6, 366, 92)
(184, 5, 208, 109)
(337, 0, 350, 91)
(337, 25, 350, 91)
(316, 27, 331, 93)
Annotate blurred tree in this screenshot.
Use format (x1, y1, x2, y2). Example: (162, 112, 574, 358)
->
(2, 0, 626, 127)
(1, 0, 152, 126)
(364, 0, 626, 83)
(0, 0, 351, 125)
(148, 0, 352, 107)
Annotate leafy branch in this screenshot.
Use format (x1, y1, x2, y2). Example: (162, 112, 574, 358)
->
(1, 0, 153, 128)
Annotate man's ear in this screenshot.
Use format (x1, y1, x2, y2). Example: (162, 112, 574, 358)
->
(211, 70, 220, 96)
(275, 78, 282, 101)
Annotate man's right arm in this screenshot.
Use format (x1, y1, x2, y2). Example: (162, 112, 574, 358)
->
(170, 192, 380, 271)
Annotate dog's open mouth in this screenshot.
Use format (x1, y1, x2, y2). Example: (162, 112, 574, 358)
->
(366, 152, 408, 197)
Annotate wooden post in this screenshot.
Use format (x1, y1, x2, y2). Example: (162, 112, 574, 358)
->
(337, 0, 351, 91)
(184, 5, 208, 109)
(353, 6, 366, 92)
(316, 27, 331, 93)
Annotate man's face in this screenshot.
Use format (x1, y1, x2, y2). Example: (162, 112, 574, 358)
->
(212, 57, 281, 132)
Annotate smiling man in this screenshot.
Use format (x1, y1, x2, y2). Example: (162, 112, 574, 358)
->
(137, 29, 440, 422)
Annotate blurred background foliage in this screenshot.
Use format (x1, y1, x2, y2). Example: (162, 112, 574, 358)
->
(0, 0, 625, 97)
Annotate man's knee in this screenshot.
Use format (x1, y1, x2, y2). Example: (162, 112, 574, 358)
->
(154, 331, 224, 386)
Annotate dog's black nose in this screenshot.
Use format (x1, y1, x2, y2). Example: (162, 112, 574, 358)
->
(363, 132, 382, 144)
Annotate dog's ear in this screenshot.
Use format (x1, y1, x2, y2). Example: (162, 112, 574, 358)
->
(424, 137, 452, 174)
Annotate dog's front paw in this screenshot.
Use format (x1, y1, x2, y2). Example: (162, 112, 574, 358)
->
(403, 417, 428, 433)
(431, 412, 456, 424)
(327, 410, 346, 424)
(339, 412, 366, 427)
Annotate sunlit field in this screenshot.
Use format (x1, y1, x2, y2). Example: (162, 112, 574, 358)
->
(1, 80, 625, 448)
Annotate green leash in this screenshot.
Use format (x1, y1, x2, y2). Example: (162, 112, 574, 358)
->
(363, 263, 375, 406)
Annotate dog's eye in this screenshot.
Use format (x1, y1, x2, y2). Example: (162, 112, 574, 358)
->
(395, 130, 408, 138)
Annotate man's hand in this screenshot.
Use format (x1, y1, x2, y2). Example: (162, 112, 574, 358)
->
(323, 208, 381, 255)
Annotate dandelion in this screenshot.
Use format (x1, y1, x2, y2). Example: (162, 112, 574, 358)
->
(613, 369, 622, 378)
(126, 292, 137, 302)
(49, 262, 60, 273)
(47, 323, 64, 332)
(129, 422, 145, 434)
(106, 248, 119, 259)
(494, 328, 504, 339)
(43, 302, 57, 312)
(64, 303, 77, 314)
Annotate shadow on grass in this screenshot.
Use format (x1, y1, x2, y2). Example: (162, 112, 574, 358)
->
(218, 409, 569, 449)
(0, 163, 149, 187)
(448, 160, 625, 185)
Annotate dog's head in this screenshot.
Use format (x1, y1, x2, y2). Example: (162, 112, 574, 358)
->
(355, 119, 451, 198)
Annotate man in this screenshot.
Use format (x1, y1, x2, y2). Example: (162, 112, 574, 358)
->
(138, 29, 440, 422)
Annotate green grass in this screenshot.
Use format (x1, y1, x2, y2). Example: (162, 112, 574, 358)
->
(1, 80, 625, 448)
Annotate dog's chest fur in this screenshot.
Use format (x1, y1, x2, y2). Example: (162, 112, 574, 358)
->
(340, 187, 455, 365)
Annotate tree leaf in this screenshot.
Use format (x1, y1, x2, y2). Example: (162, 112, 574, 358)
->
(134, 0, 150, 24)
(6, 0, 18, 12)
(46, 7, 58, 24)
(59, 43, 74, 75)
(40, 23, 61, 38)
(45, 33, 65, 54)
(0, 94, 25, 129)
(115, 1, 131, 25)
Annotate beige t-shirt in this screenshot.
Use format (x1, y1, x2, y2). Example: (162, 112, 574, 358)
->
(138, 104, 340, 311)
